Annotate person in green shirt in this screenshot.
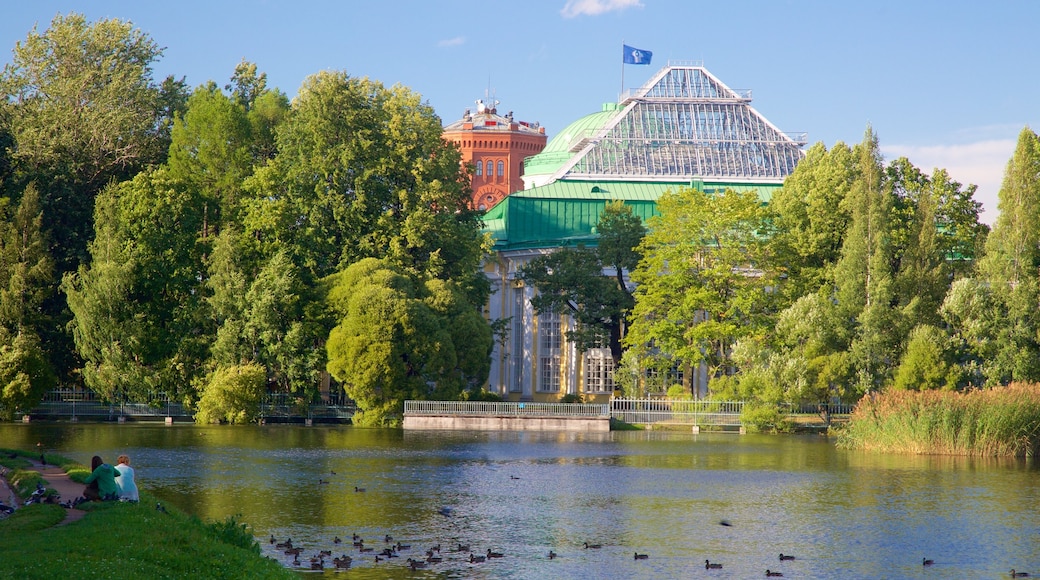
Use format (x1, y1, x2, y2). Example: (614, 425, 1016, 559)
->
(83, 455, 120, 501)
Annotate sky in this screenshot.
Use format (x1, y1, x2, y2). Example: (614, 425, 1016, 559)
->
(3, 1, 1039, 225)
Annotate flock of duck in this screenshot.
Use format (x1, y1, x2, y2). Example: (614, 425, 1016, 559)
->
(272, 474, 1033, 576)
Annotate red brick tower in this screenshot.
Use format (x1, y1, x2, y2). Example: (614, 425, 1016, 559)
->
(443, 99, 547, 211)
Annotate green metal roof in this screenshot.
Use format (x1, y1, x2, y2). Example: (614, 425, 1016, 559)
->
(522, 105, 621, 177)
(483, 179, 782, 251)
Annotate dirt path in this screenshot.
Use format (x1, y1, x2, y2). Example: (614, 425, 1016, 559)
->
(1, 460, 87, 526)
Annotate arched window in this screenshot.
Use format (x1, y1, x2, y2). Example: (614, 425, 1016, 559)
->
(497, 160, 504, 177)
(486, 160, 493, 176)
(475, 160, 482, 176)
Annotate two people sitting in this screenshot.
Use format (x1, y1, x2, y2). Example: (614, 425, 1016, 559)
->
(83, 454, 139, 502)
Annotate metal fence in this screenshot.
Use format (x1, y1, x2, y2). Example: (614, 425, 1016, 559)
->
(26, 390, 354, 423)
(404, 400, 610, 418)
(611, 398, 746, 426)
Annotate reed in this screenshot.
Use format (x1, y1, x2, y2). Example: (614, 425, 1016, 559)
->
(837, 383, 1040, 457)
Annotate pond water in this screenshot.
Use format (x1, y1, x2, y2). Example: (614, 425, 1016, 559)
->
(3, 423, 1039, 579)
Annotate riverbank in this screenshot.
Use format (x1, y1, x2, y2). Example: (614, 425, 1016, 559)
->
(0, 449, 294, 579)
(836, 383, 1040, 456)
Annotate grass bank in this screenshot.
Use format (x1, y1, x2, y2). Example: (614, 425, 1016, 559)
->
(0, 450, 294, 579)
(836, 383, 1040, 456)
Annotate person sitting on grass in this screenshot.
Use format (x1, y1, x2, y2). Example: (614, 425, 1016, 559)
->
(83, 455, 120, 501)
(115, 454, 138, 502)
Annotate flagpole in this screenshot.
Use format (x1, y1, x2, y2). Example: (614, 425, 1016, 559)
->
(620, 41, 625, 101)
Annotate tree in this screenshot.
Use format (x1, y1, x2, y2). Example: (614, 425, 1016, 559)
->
(769, 141, 857, 300)
(167, 83, 253, 227)
(624, 187, 775, 396)
(325, 258, 491, 426)
(241, 71, 485, 295)
(0, 13, 176, 271)
(0, 329, 56, 420)
(519, 201, 645, 365)
(892, 324, 957, 391)
(195, 363, 267, 424)
(975, 128, 1040, 384)
(63, 168, 208, 402)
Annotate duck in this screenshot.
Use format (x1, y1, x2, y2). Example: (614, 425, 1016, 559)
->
(332, 556, 351, 569)
(384, 534, 393, 543)
(469, 553, 486, 563)
(706, 560, 723, 569)
(359, 546, 374, 553)
(548, 550, 557, 560)
(510, 475, 520, 479)
(407, 558, 428, 570)
(430, 543, 441, 553)
(487, 548, 504, 558)
(373, 555, 383, 563)
(352, 539, 364, 547)
(454, 543, 470, 552)
(766, 570, 783, 577)
(309, 557, 324, 570)
(333, 536, 342, 544)
(395, 541, 411, 550)
(1010, 571, 1030, 578)
(318, 549, 332, 557)
(284, 547, 303, 556)
(318, 478, 328, 485)
(330, 469, 337, 475)
(584, 542, 602, 549)
(276, 538, 293, 549)
(426, 555, 443, 564)
(354, 486, 366, 492)
(779, 553, 795, 561)
(634, 552, 649, 560)
(269, 535, 276, 544)
(923, 558, 934, 566)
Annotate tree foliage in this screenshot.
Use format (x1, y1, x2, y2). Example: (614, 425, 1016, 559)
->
(195, 363, 267, 424)
(624, 187, 775, 395)
(519, 201, 645, 365)
(325, 258, 491, 426)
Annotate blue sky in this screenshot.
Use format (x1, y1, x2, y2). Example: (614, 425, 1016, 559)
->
(3, 0, 1038, 224)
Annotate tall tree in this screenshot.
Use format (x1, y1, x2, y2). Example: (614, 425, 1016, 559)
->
(833, 128, 901, 393)
(519, 201, 645, 365)
(0, 13, 175, 271)
(63, 168, 208, 402)
(975, 127, 1040, 383)
(769, 141, 857, 301)
(241, 71, 485, 296)
(624, 187, 775, 395)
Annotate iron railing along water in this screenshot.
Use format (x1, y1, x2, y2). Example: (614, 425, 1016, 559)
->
(404, 400, 610, 418)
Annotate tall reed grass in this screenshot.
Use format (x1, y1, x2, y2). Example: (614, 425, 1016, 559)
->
(837, 383, 1040, 457)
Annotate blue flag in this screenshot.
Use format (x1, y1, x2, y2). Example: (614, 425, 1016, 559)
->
(622, 44, 652, 65)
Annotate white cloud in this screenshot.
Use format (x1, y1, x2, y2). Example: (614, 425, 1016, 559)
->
(560, 0, 644, 18)
(882, 139, 1014, 226)
(437, 36, 465, 48)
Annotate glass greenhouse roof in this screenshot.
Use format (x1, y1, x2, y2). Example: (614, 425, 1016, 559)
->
(546, 64, 806, 183)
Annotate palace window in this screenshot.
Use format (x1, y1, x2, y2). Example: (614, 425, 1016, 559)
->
(538, 309, 561, 393)
(584, 348, 615, 393)
(475, 160, 482, 176)
(486, 160, 493, 177)
(497, 160, 504, 177)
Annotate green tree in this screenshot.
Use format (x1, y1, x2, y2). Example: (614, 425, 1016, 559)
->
(833, 128, 901, 393)
(769, 141, 857, 300)
(624, 187, 775, 396)
(975, 127, 1040, 384)
(167, 83, 253, 227)
(194, 361, 268, 426)
(325, 258, 491, 426)
(195, 363, 267, 424)
(0, 13, 178, 271)
(0, 329, 56, 420)
(63, 168, 208, 402)
(892, 324, 957, 391)
(519, 201, 645, 365)
(241, 71, 484, 294)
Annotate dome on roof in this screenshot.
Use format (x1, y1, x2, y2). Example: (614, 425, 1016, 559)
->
(522, 105, 621, 188)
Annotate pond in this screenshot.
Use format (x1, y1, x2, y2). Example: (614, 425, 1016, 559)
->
(3, 423, 1039, 578)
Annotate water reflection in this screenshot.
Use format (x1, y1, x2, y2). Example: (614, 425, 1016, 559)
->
(3, 424, 1039, 578)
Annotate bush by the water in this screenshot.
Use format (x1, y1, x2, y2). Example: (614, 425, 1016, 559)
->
(837, 383, 1040, 456)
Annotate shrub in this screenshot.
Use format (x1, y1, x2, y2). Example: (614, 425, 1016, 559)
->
(195, 363, 267, 424)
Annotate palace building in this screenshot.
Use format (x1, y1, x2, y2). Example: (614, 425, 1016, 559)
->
(442, 99, 547, 211)
(478, 62, 807, 402)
